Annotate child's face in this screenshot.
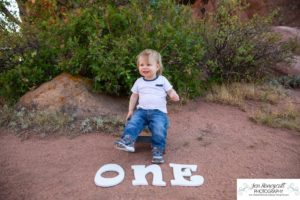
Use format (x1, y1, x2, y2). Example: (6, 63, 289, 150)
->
(138, 55, 160, 80)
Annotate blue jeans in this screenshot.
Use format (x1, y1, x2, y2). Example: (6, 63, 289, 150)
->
(122, 108, 169, 150)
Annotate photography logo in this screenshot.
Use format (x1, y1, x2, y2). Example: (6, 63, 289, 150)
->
(237, 179, 300, 200)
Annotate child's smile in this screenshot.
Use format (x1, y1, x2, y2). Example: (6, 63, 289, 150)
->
(138, 56, 160, 80)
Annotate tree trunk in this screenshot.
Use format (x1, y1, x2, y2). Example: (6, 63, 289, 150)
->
(15, 0, 28, 22)
(0, 1, 22, 25)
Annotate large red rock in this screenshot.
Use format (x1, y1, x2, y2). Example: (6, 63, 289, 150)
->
(18, 73, 127, 117)
(192, 0, 300, 26)
(245, 0, 300, 26)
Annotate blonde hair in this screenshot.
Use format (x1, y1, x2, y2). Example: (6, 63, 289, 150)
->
(136, 49, 163, 75)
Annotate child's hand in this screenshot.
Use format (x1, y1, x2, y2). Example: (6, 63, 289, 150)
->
(126, 111, 133, 121)
(170, 93, 180, 101)
(168, 89, 180, 101)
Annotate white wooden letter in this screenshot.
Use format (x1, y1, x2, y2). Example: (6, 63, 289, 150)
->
(131, 164, 167, 186)
(170, 163, 204, 187)
(94, 164, 125, 187)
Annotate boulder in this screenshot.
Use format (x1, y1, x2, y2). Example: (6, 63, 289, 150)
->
(272, 26, 300, 43)
(274, 56, 300, 76)
(18, 73, 127, 117)
(271, 26, 300, 75)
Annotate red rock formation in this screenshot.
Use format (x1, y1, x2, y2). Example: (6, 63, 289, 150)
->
(18, 73, 127, 116)
(192, 0, 300, 26)
(272, 26, 300, 75)
(192, 0, 216, 18)
(245, 0, 300, 26)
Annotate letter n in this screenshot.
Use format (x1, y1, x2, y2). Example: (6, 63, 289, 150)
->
(131, 165, 166, 186)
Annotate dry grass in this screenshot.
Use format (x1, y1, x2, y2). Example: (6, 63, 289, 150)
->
(249, 103, 300, 133)
(0, 105, 75, 136)
(205, 83, 288, 108)
(79, 115, 123, 134)
(0, 105, 124, 137)
(205, 83, 299, 133)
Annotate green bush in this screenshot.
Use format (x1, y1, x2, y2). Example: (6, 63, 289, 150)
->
(201, 1, 293, 83)
(57, 0, 205, 97)
(0, 64, 60, 103)
(1, 0, 67, 104)
(1, 0, 205, 102)
(0, 0, 293, 104)
(0, 24, 61, 103)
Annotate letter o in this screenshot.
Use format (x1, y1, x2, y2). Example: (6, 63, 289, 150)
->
(94, 164, 125, 187)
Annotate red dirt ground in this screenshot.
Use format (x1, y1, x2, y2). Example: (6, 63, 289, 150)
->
(0, 100, 299, 200)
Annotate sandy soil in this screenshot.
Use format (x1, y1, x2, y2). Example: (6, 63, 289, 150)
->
(0, 100, 299, 200)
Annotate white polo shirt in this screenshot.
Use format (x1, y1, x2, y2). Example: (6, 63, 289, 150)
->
(131, 75, 173, 113)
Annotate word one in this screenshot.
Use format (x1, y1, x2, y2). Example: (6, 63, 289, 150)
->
(94, 163, 204, 187)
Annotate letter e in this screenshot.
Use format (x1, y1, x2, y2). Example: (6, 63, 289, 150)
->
(170, 163, 204, 187)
